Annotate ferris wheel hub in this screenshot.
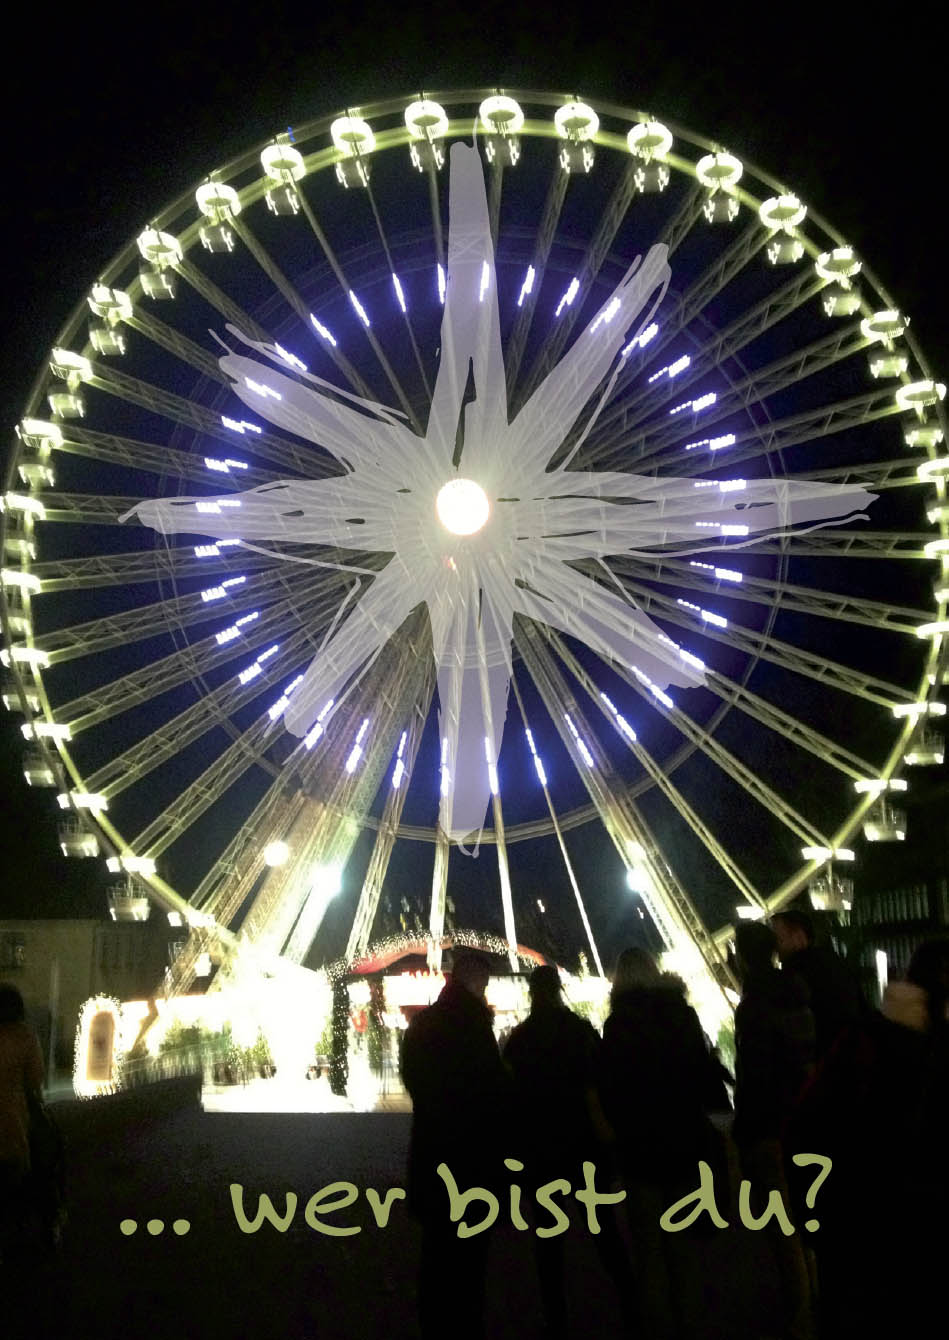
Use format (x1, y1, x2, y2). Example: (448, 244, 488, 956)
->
(435, 478, 490, 536)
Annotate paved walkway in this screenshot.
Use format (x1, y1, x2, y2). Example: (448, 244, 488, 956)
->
(3, 1102, 790, 1340)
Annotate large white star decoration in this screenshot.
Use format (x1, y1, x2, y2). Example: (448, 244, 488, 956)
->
(123, 142, 875, 841)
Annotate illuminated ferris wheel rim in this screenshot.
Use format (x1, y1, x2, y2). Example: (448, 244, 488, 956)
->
(2, 88, 947, 964)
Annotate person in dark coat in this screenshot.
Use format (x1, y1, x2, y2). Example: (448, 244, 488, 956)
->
(733, 922, 817, 1340)
(600, 948, 724, 1340)
(400, 950, 512, 1340)
(770, 909, 862, 1061)
(787, 935, 949, 1335)
(503, 965, 635, 1339)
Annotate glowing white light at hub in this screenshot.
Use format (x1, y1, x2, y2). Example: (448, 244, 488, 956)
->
(391, 730, 408, 788)
(524, 728, 548, 786)
(392, 274, 407, 314)
(564, 713, 594, 768)
(264, 840, 290, 867)
(349, 291, 370, 327)
(436, 478, 490, 535)
(555, 278, 580, 317)
(310, 314, 338, 346)
(437, 264, 446, 305)
(274, 343, 307, 372)
(517, 266, 536, 307)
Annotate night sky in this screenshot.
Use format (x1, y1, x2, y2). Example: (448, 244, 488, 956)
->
(1, 6, 946, 965)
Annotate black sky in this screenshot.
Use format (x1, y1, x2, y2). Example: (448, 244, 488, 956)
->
(1, 3, 946, 937)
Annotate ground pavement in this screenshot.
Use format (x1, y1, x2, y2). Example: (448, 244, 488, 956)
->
(3, 1095, 792, 1340)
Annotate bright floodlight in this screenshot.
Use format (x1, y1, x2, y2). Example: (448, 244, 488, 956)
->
(436, 479, 490, 535)
(264, 840, 290, 867)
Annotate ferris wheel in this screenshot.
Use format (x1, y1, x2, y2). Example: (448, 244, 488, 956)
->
(2, 89, 947, 1028)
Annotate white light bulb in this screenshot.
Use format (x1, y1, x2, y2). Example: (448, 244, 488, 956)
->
(436, 479, 490, 536)
(264, 840, 289, 867)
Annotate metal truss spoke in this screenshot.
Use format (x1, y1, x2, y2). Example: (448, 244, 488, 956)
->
(792, 457, 927, 491)
(589, 221, 769, 433)
(593, 271, 827, 447)
(59, 580, 344, 732)
(731, 530, 936, 560)
(505, 166, 570, 399)
(124, 311, 228, 383)
(604, 323, 870, 469)
(88, 362, 324, 477)
(602, 565, 916, 706)
(520, 161, 639, 402)
(30, 544, 278, 593)
(289, 188, 423, 430)
(174, 258, 272, 343)
(545, 626, 774, 903)
(34, 493, 142, 525)
(35, 566, 309, 664)
(364, 178, 432, 402)
(86, 620, 320, 796)
(613, 555, 931, 634)
(52, 425, 277, 489)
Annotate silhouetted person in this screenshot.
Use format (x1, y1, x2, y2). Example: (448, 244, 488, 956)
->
(733, 922, 816, 1340)
(400, 950, 511, 1340)
(0, 984, 45, 1261)
(504, 965, 636, 1338)
(600, 949, 723, 1339)
(771, 909, 862, 1061)
(788, 935, 949, 1335)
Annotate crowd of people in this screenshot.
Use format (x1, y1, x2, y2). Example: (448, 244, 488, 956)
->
(400, 918, 949, 1340)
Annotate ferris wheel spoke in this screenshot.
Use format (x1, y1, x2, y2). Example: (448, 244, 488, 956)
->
(347, 668, 436, 962)
(546, 624, 774, 905)
(546, 621, 834, 848)
(29, 542, 278, 593)
(592, 220, 769, 432)
(363, 178, 433, 402)
(83, 625, 318, 797)
(615, 554, 931, 635)
(516, 620, 732, 975)
(124, 309, 229, 383)
(34, 565, 312, 664)
(730, 530, 936, 560)
(288, 188, 423, 430)
(51, 424, 280, 489)
(175, 257, 272, 344)
(134, 711, 277, 858)
(601, 322, 871, 471)
(602, 564, 916, 707)
(675, 387, 902, 476)
(596, 268, 828, 444)
(88, 363, 322, 477)
(58, 581, 339, 733)
(519, 161, 640, 402)
(793, 457, 928, 491)
(505, 167, 570, 397)
(30, 493, 141, 525)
